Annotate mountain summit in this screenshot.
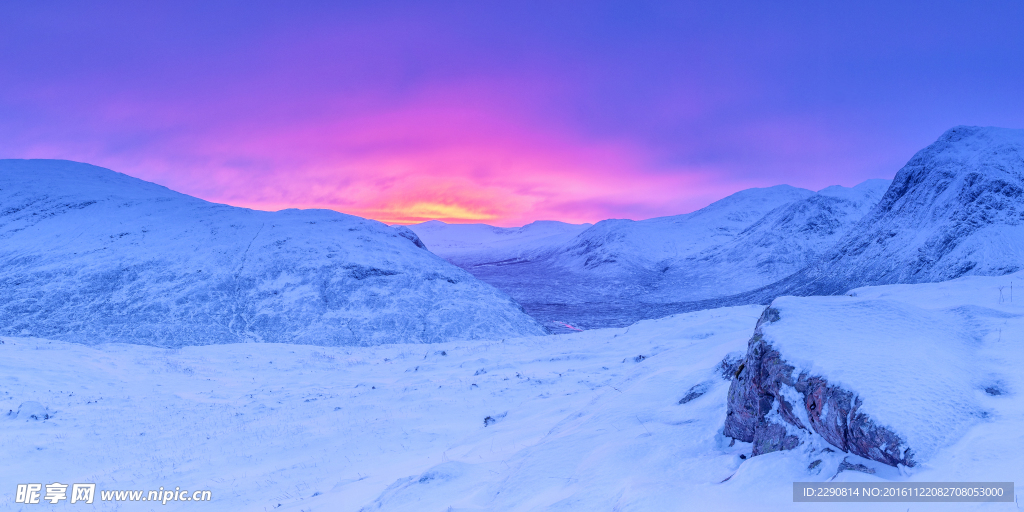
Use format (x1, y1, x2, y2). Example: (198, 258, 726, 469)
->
(759, 125, 1024, 298)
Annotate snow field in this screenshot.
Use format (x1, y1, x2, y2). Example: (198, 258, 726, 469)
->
(1, 306, 761, 511)
(3, 272, 1023, 511)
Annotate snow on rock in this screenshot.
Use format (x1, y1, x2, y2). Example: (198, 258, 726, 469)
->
(726, 270, 1024, 469)
(12, 401, 51, 421)
(0, 159, 544, 346)
(725, 306, 916, 467)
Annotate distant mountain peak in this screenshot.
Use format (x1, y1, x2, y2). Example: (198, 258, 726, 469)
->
(747, 125, 1024, 300)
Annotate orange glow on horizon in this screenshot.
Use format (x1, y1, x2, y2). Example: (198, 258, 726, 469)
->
(371, 201, 500, 224)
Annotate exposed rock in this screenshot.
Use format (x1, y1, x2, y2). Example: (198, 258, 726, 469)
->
(716, 352, 743, 380)
(724, 306, 915, 467)
(837, 459, 876, 475)
(16, 401, 50, 421)
(391, 225, 428, 250)
(678, 381, 711, 404)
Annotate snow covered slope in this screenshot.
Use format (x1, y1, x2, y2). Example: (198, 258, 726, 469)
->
(406, 219, 591, 267)
(0, 160, 544, 346)
(653, 179, 890, 301)
(3, 272, 1021, 511)
(551, 184, 816, 273)
(432, 182, 888, 330)
(759, 126, 1024, 298)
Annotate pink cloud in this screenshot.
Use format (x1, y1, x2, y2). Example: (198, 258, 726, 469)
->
(14, 75, 742, 227)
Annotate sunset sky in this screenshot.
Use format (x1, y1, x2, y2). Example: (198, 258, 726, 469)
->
(2, 1, 1023, 226)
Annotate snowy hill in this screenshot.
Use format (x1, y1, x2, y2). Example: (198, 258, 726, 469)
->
(743, 126, 1024, 301)
(0, 159, 544, 346)
(551, 184, 816, 273)
(651, 179, 890, 301)
(428, 125, 1024, 330)
(406, 219, 591, 267)
(3, 271, 1020, 511)
(425, 182, 888, 330)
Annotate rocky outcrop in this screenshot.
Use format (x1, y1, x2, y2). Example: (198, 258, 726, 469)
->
(724, 306, 915, 467)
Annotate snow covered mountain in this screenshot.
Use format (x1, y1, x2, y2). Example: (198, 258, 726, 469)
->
(741, 125, 1024, 301)
(412, 125, 1024, 330)
(407, 219, 591, 267)
(0, 159, 544, 346)
(651, 179, 890, 302)
(550, 184, 816, 273)
(418, 182, 888, 330)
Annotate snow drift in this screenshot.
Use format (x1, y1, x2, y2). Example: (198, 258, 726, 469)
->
(0, 159, 544, 346)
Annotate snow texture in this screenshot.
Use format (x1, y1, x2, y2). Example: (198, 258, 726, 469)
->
(3, 271, 1022, 510)
(0, 159, 544, 346)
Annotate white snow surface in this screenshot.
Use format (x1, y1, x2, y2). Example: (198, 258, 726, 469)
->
(659, 179, 892, 298)
(3, 273, 1022, 511)
(0, 159, 544, 346)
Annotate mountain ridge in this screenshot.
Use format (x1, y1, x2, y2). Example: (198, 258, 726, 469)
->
(412, 180, 890, 329)
(0, 159, 545, 346)
(736, 125, 1024, 302)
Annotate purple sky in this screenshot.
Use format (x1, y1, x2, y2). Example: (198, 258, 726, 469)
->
(2, 1, 1023, 225)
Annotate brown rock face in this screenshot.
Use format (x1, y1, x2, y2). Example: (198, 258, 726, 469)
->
(723, 306, 915, 467)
